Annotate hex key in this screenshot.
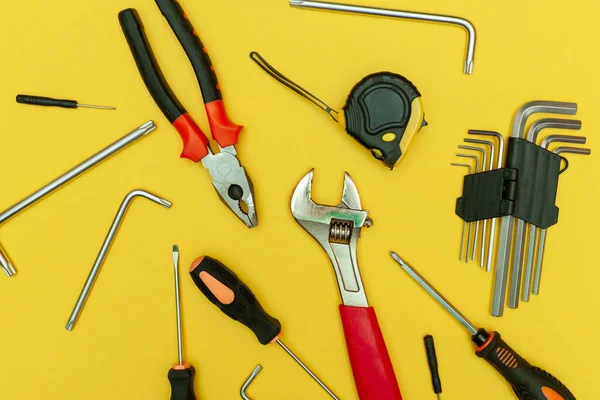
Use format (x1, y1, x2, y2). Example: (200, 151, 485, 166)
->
(456, 153, 479, 264)
(531, 146, 591, 297)
(289, 0, 476, 74)
(458, 145, 487, 264)
(491, 101, 577, 317)
(510, 123, 583, 307)
(65, 189, 172, 330)
(451, 163, 472, 262)
(468, 130, 505, 272)
(241, 365, 263, 400)
(464, 138, 495, 268)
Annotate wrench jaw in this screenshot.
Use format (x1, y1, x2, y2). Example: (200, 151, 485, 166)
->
(291, 169, 369, 307)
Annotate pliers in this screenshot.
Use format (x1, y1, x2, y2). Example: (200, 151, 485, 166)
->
(119, 1, 257, 228)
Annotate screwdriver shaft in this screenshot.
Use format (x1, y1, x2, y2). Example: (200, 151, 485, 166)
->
(276, 339, 339, 400)
(173, 245, 183, 365)
(77, 103, 117, 110)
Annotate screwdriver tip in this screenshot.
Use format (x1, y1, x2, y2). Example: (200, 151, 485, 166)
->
(173, 245, 179, 253)
(390, 251, 404, 264)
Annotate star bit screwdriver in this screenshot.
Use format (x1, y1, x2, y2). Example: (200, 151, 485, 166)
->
(390, 252, 576, 400)
(189, 256, 339, 399)
(169, 245, 197, 400)
(16, 94, 116, 110)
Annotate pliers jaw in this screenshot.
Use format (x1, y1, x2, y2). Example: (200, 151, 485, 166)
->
(203, 146, 258, 228)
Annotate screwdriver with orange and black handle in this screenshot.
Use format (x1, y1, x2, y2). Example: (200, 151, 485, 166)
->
(169, 245, 196, 400)
(189, 256, 339, 399)
(390, 252, 576, 400)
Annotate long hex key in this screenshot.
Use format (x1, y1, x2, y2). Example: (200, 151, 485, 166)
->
(241, 365, 263, 400)
(491, 101, 577, 317)
(65, 190, 171, 330)
(458, 145, 487, 264)
(531, 146, 591, 297)
(519, 131, 585, 303)
(456, 153, 480, 263)
(451, 163, 473, 262)
(464, 138, 496, 268)
(468, 130, 505, 272)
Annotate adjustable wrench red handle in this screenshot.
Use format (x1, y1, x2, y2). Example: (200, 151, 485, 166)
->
(340, 305, 403, 400)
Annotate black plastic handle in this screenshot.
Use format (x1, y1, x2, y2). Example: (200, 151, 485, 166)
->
(118, 8, 186, 123)
(168, 366, 197, 400)
(424, 335, 442, 395)
(474, 330, 576, 400)
(154, 0, 222, 104)
(189, 256, 281, 345)
(16, 95, 77, 109)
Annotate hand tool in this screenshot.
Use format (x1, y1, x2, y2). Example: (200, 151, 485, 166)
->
(291, 169, 402, 400)
(390, 252, 577, 400)
(189, 256, 339, 399)
(250, 52, 426, 169)
(424, 335, 442, 400)
(531, 146, 591, 296)
(492, 101, 577, 317)
(241, 365, 262, 400)
(450, 163, 472, 262)
(468, 130, 504, 272)
(509, 122, 583, 308)
(289, 0, 476, 74)
(16, 94, 115, 110)
(0, 121, 156, 277)
(119, 3, 257, 228)
(464, 138, 496, 268)
(169, 245, 197, 400)
(65, 189, 171, 330)
(458, 145, 487, 265)
(519, 134, 586, 303)
(456, 153, 480, 264)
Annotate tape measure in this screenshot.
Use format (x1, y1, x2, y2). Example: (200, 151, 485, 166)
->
(251, 52, 427, 169)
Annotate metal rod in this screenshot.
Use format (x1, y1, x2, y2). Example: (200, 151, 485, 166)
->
(65, 189, 171, 331)
(532, 146, 591, 296)
(0, 121, 156, 277)
(276, 339, 339, 399)
(492, 101, 577, 317)
(464, 139, 495, 268)
(539, 134, 586, 149)
(77, 103, 117, 110)
(241, 365, 263, 400)
(390, 252, 478, 335)
(451, 163, 472, 262)
(458, 146, 487, 264)
(468, 130, 504, 272)
(456, 153, 479, 264)
(289, 0, 476, 74)
(173, 245, 183, 365)
(527, 118, 582, 143)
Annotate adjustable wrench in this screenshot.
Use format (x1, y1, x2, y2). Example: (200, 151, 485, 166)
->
(291, 170, 402, 400)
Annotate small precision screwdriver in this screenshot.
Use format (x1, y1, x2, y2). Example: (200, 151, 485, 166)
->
(390, 252, 576, 400)
(189, 256, 339, 399)
(16, 94, 116, 110)
(170, 246, 197, 400)
(424, 335, 442, 400)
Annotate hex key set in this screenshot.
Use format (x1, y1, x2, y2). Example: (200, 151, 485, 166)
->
(452, 101, 591, 316)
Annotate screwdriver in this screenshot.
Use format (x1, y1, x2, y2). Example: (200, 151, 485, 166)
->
(169, 246, 197, 400)
(16, 94, 116, 110)
(390, 252, 576, 400)
(189, 256, 339, 399)
(424, 335, 442, 400)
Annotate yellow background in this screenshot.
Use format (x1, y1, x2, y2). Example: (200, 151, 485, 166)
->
(0, 0, 597, 398)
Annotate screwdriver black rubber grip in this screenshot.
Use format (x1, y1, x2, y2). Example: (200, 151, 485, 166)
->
(475, 331, 576, 400)
(119, 8, 187, 123)
(16, 95, 78, 109)
(190, 257, 281, 345)
(154, 0, 222, 104)
(168, 366, 197, 400)
(424, 335, 442, 395)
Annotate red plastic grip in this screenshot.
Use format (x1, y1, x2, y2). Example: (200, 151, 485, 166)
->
(205, 100, 243, 148)
(172, 113, 210, 162)
(339, 305, 402, 400)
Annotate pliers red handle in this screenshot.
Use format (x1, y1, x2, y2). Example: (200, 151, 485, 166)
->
(119, 2, 257, 228)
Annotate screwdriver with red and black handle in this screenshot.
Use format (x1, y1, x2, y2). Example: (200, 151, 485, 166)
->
(189, 256, 339, 399)
(390, 252, 576, 400)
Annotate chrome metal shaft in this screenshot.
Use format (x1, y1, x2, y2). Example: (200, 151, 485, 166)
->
(241, 365, 263, 400)
(451, 163, 472, 262)
(173, 245, 183, 365)
(457, 152, 481, 263)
